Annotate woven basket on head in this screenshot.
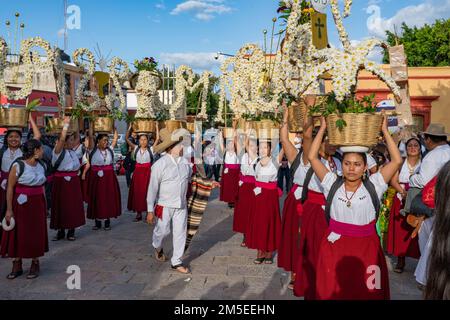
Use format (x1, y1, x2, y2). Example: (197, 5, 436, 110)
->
(159, 120, 187, 133)
(94, 116, 114, 134)
(0, 108, 29, 128)
(47, 117, 79, 135)
(219, 127, 234, 139)
(288, 100, 307, 133)
(326, 113, 383, 147)
(132, 119, 156, 134)
(256, 119, 279, 140)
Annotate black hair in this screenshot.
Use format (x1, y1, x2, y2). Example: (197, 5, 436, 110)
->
(424, 134, 448, 144)
(95, 134, 109, 146)
(257, 140, 272, 151)
(5, 129, 22, 142)
(22, 139, 42, 160)
(342, 152, 368, 166)
(425, 161, 450, 300)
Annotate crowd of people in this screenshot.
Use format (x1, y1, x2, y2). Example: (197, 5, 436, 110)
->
(0, 107, 449, 300)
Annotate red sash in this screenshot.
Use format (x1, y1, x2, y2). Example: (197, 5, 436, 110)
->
(255, 181, 283, 197)
(15, 184, 45, 196)
(155, 205, 164, 220)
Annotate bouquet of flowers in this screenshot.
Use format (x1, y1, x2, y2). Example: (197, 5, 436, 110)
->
(134, 57, 158, 72)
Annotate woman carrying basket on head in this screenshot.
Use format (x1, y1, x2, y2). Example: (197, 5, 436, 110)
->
(126, 124, 159, 222)
(308, 115, 402, 300)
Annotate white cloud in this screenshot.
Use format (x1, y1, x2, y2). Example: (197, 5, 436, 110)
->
(160, 52, 225, 72)
(171, 0, 232, 21)
(366, 0, 450, 38)
(155, 0, 166, 10)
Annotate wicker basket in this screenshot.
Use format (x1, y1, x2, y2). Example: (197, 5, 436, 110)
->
(326, 113, 383, 147)
(94, 117, 114, 134)
(159, 120, 187, 133)
(132, 119, 156, 134)
(288, 100, 307, 133)
(256, 120, 279, 140)
(46, 118, 79, 135)
(0, 108, 30, 128)
(220, 127, 234, 139)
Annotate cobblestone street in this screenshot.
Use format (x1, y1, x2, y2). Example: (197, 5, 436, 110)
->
(0, 177, 422, 300)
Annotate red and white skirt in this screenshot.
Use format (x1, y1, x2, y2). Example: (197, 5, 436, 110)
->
(220, 164, 240, 203)
(293, 190, 328, 299)
(87, 165, 122, 220)
(1, 184, 49, 259)
(386, 195, 420, 259)
(50, 172, 86, 230)
(315, 220, 390, 300)
(277, 184, 303, 272)
(233, 175, 255, 234)
(245, 181, 281, 252)
(127, 163, 151, 213)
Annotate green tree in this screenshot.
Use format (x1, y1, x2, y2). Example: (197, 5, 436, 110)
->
(383, 19, 450, 66)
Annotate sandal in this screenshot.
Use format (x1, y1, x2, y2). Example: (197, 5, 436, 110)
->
(27, 260, 40, 279)
(155, 248, 167, 262)
(253, 257, 265, 265)
(133, 214, 142, 222)
(67, 229, 76, 241)
(92, 220, 101, 230)
(104, 219, 111, 231)
(288, 281, 295, 290)
(171, 264, 190, 274)
(394, 257, 405, 273)
(7, 260, 23, 280)
(264, 257, 274, 265)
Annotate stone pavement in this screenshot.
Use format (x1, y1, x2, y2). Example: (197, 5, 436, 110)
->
(0, 176, 422, 300)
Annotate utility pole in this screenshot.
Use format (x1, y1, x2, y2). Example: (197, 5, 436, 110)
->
(64, 0, 68, 51)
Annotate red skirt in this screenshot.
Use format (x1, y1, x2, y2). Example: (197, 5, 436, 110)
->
(277, 188, 302, 272)
(87, 166, 122, 220)
(50, 174, 86, 230)
(1, 188, 49, 259)
(127, 163, 151, 213)
(220, 167, 240, 203)
(233, 181, 255, 234)
(293, 192, 328, 299)
(81, 164, 90, 203)
(386, 196, 420, 259)
(245, 187, 281, 252)
(315, 231, 390, 300)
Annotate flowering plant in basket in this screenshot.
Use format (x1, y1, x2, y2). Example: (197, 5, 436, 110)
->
(134, 57, 158, 72)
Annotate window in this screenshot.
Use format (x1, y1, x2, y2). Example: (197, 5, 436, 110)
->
(65, 73, 71, 95)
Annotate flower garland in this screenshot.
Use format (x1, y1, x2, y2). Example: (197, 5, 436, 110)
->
(170, 65, 212, 119)
(0, 37, 54, 101)
(135, 70, 163, 119)
(105, 57, 130, 112)
(73, 48, 101, 111)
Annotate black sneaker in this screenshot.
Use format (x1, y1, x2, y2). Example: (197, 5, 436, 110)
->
(104, 219, 111, 231)
(67, 229, 76, 241)
(52, 229, 65, 241)
(92, 220, 102, 230)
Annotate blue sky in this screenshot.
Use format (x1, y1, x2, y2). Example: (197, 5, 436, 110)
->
(1, 0, 449, 74)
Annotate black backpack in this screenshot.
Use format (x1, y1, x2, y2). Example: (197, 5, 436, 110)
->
(324, 175, 381, 225)
(11, 158, 50, 179)
(288, 152, 303, 195)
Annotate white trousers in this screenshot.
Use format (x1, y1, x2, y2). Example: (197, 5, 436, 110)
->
(414, 216, 435, 285)
(152, 206, 187, 266)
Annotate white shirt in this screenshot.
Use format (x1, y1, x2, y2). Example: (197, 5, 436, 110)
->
(14, 162, 47, 186)
(321, 172, 387, 227)
(134, 146, 152, 164)
(224, 151, 238, 165)
(291, 152, 309, 186)
(90, 147, 114, 166)
(183, 145, 194, 162)
(240, 153, 258, 177)
(300, 156, 342, 193)
(255, 158, 279, 183)
(399, 159, 421, 184)
(147, 154, 192, 211)
(52, 149, 81, 172)
(204, 146, 216, 165)
(410, 144, 450, 188)
(73, 144, 84, 160)
(1, 148, 23, 172)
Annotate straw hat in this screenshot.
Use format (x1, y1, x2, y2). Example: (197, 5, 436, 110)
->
(153, 128, 190, 154)
(422, 123, 449, 137)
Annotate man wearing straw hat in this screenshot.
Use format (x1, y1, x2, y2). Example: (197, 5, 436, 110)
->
(409, 123, 450, 287)
(146, 128, 192, 274)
